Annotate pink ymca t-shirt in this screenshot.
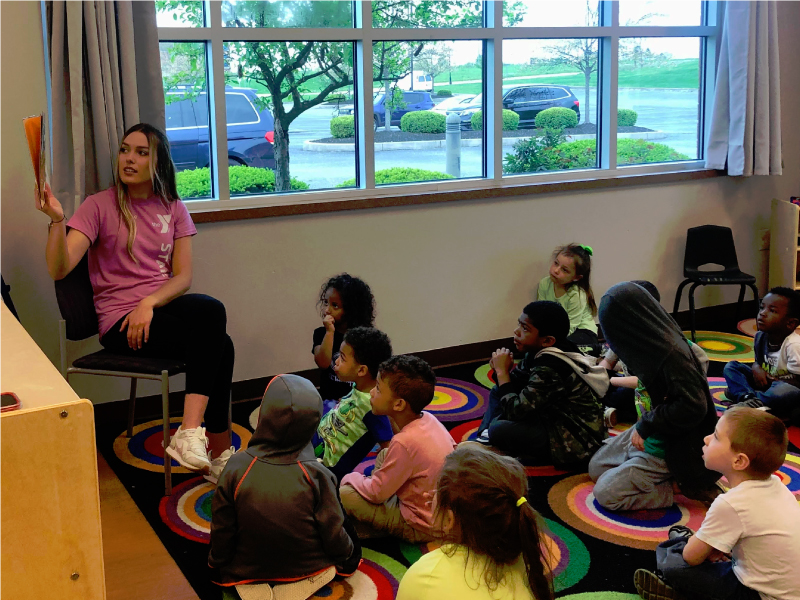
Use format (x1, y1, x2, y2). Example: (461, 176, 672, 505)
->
(67, 187, 197, 338)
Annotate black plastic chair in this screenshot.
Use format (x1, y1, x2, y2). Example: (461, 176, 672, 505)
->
(55, 255, 185, 495)
(672, 225, 759, 342)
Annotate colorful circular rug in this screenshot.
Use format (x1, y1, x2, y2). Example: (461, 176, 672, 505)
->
(682, 331, 754, 363)
(398, 519, 589, 593)
(790, 425, 800, 451)
(778, 452, 800, 501)
(309, 548, 406, 600)
(559, 593, 640, 600)
(114, 418, 251, 473)
(449, 419, 481, 443)
(608, 422, 633, 437)
(355, 450, 378, 477)
(159, 476, 215, 542)
(708, 376, 733, 416)
(737, 318, 758, 337)
(548, 474, 707, 550)
(474, 361, 520, 389)
(428, 378, 488, 421)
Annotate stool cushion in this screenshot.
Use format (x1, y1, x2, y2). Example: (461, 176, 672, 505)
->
(72, 350, 186, 376)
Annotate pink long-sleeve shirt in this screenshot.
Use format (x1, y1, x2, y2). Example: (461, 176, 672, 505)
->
(340, 411, 456, 533)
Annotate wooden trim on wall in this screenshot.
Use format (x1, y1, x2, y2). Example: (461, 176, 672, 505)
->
(191, 169, 722, 224)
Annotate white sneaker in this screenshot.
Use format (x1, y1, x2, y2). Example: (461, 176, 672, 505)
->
(166, 426, 212, 473)
(204, 446, 236, 484)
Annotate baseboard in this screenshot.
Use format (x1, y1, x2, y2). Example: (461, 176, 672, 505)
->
(93, 298, 757, 426)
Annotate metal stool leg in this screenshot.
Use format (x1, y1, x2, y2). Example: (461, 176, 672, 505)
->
(126, 378, 138, 438)
(735, 284, 747, 322)
(673, 280, 691, 316)
(162, 370, 172, 496)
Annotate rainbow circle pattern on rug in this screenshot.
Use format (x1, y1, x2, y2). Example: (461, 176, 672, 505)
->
(737, 318, 758, 338)
(159, 476, 215, 543)
(778, 452, 800, 501)
(474, 360, 520, 390)
(682, 331, 754, 363)
(559, 593, 640, 600)
(548, 474, 707, 550)
(428, 378, 488, 421)
(355, 450, 378, 477)
(448, 419, 482, 443)
(309, 548, 406, 600)
(789, 425, 800, 451)
(708, 376, 733, 416)
(114, 418, 251, 473)
(399, 519, 589, 593)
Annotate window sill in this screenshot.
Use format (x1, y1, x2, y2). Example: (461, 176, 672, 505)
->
(189, 167, 723, 224)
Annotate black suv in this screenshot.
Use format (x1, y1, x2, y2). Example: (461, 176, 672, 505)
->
(453, 85, 581, 130)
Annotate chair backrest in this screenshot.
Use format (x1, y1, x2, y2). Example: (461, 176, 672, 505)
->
(683, 225, 741, 274)
(54, 254, 99, 341)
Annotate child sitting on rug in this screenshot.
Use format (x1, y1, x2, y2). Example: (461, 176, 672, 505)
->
(599, 281, 709, 427)
(313, 273, 377, 401)
(589, 282, 720, 511)
(340, 355, 456, 543)
(397, 445, 553, 600)
(475, 301, 608, 468)
(209, 375, 358, 598)
(634, 407, 800, 600)
(313, 326, 394, 482)
(537, 243, 599, 354)
(723, 287, 800, 423)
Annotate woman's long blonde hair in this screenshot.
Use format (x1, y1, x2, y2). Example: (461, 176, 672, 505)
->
(114, 123, 180, 261)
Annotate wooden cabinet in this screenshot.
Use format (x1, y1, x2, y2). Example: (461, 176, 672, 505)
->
(1, 304, 106, 600)
(769, 198, 800, 290)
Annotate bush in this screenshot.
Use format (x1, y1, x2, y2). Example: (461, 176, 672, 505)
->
(436, 89, 453, 97)
(330, 115, 355, 138)
(176, 166, 308, 198)
(401, 110, 446, 134)
(503, 135, 689, 174)
(534, 107, 578, 130)
(618, 108, 638, 127)
(337, 167, 454, 187)
(470, 109, 520, 131)
(326, 93, 346, 103)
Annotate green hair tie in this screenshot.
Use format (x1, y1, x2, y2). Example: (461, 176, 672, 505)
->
(579, 244, 593, 256)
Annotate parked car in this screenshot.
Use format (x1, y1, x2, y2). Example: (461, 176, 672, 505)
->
(165, 86, 275, 171)
(451, 85, 581, 130)
(431, 94, 476, 115)
(372, 90, 435, 129)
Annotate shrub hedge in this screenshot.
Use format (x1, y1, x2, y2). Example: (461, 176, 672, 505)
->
(618, 108, 638, 127)
(436, 89, 453, 97)
(176, 166, 308, 198)
(533, 107, 578, 130)
(400, 110, 446, 134)
(337, 167, 454, 187)
(470, 109, 520, 131)
(330, 115, 355, 138)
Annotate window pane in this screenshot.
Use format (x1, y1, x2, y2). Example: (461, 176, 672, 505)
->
(160, 41, 212, 200)
(504, 1, 598, 27)
(156, 1, 205, 27)
(371, 1, 483, 28)
(502, 39, 598, 176)
(372, 40, 484, 185)
(225, 41, 356, 194)
(619, 1, 703, 26)
(617, 37, 701, 165)
(221, 1, 353, 28)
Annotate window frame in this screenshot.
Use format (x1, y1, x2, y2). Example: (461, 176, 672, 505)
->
(156, 1, 722, 217)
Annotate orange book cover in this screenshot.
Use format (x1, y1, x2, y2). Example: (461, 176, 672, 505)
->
(22, 113, 46, 208)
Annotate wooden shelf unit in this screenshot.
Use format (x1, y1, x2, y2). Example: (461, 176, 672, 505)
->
(769, 198, 800, 290)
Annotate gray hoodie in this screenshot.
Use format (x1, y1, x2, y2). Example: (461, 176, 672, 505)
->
(209, 375, 354, 586)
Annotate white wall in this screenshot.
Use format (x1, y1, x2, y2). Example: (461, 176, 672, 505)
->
(3, 1, 799, 403)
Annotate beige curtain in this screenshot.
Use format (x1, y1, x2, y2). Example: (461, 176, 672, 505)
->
(47, 1, 165, 216)
(705, 1, 781, 176)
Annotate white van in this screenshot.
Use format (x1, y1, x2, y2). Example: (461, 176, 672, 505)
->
(397, 71, 433, 91)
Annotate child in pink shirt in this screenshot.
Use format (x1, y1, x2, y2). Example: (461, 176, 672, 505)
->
(340, 355, 456, 543)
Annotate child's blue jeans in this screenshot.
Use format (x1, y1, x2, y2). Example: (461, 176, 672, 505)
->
(656, 536, 759, 600)
(723, 360, 800, 417)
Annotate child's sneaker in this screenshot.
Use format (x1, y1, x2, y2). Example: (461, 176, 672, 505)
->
(668, 525, 694, 540)
(204, 446, 236, 484)
(634, 569, 686, 600)
(604, 407, 618, 428)
(475, 431, 491, 445)
(736, 395, 766, 410)
(166, 426, 211, 473)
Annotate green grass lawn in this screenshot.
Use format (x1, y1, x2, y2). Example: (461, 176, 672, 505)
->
(226, 58, 698, 99)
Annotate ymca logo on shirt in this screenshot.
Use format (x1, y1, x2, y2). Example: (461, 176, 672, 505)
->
(152, 214, 171, 233)
(152, 213, 173, 277)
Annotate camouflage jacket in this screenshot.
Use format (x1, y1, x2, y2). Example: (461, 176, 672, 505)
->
(497, 353, 607, 466)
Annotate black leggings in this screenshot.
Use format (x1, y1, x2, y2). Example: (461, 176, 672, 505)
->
(100, 294, 234, 433)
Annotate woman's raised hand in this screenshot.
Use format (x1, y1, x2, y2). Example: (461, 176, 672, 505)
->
(38, 182, 64, 222)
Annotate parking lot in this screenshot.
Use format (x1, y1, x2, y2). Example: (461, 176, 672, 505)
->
(278, 87, 701, 189)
